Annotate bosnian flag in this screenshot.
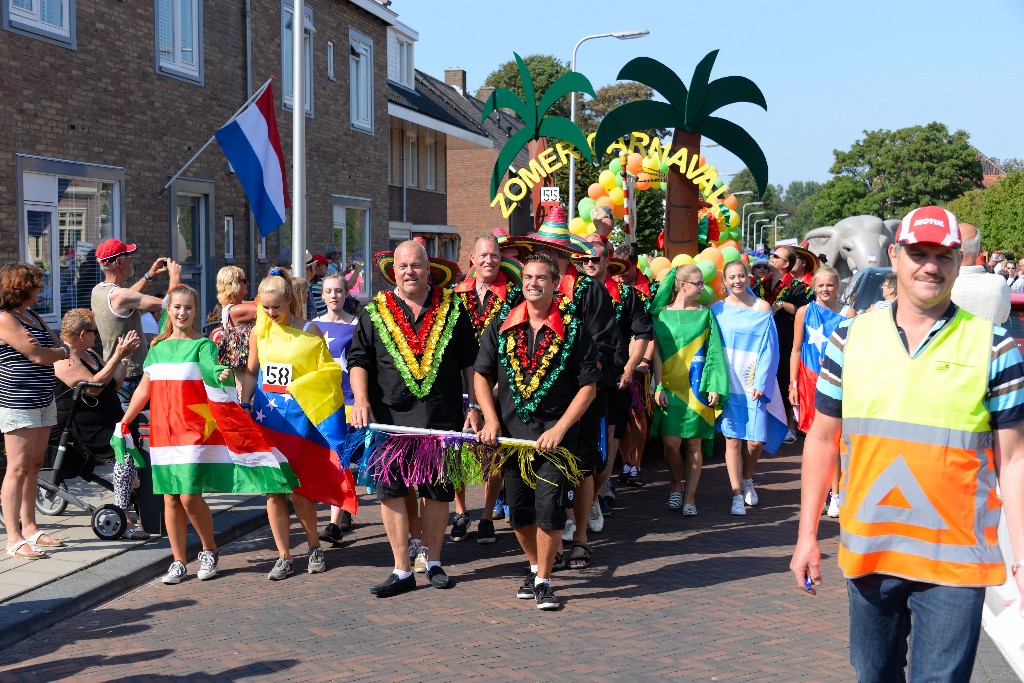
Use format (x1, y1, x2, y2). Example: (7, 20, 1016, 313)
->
(215, 85, 290, 237)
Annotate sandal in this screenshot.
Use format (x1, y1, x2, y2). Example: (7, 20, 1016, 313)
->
(552, 551, 568, 572)
(6, 540, 47, 560)
(124, 526, 150, 540)
(567, 541, 592, 570)
(668, 492, 683, 510)
(26, 530, 64, 549)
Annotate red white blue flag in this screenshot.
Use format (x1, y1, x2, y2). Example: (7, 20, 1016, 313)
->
(215, 85, 290, 236)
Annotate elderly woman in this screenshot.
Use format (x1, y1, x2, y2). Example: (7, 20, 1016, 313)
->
(54, 309, 147, 539)
(0, 263, 69, 558)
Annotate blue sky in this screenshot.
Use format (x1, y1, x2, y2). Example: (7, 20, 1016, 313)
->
(393, 0, 1024, 192)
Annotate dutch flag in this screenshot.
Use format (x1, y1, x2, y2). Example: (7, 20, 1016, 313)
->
(216, 85, 290, 236)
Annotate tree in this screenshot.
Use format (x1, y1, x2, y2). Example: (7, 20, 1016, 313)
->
(980, 171, 1024, 254)
(944, 188, 983, 227)
(827, 122, 983, 219)
(592, 51, 768, 258)
(812, 176, 870, 226)
(1000, 158, 1024, 173)
(480, 55, 571, 118)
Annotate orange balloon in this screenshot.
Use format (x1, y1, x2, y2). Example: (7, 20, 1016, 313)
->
(612, 202, 626, 219)
(588, 183, 607, 200)
(635, 172, 652, 191)
(741, 253, 750, 266)
(595, 196, 613, 208)
(649, 256, 671, 275)
(723, 194, 739, 211)
(718, 240, 739, 251)
(698, 154, 707, 168)
(699, 246, 724, 271)
(626, 153, 644, 175)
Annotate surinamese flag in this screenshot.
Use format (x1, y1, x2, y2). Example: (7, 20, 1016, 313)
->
(126, 337, 299, 495)
(215, 85, 290, 236)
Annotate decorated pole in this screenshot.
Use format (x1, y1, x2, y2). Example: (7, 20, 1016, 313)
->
(368, 423, 538, 449)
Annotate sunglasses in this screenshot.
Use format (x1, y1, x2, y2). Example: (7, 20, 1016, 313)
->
(578, 257, 604, 264)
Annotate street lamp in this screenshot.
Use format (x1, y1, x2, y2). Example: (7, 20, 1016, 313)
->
(754, 219, 770, 248)
(568, 29, 650, 222)
(773, 213, 790, 246)
(743, 209, 765, 247)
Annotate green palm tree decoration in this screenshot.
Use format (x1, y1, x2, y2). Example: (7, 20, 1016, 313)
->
(483, 53, 596, 200)
(594, 51, 768, 257)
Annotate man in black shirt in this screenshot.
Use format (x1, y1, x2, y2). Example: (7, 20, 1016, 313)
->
(475, 253, 600, 610)
(349, 241, 481, 596)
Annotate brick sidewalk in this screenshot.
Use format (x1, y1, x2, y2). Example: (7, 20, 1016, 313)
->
(0, 445, 1012, 682)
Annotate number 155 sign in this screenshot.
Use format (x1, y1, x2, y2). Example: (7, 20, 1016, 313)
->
(540, 187, 559, 204)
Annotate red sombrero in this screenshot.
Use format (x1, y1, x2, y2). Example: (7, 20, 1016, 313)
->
(374, 251, 461, 288)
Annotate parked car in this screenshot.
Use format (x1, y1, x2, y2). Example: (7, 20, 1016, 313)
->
(841, 267, 892, 313)
(1007, 294, 1024, 350)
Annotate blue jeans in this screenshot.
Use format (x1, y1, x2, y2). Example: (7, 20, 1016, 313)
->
(117, 376, 142, 413)
(847, 575, 984, 682)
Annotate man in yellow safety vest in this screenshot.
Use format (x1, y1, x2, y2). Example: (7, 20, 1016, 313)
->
(790, 205, 1024, 681)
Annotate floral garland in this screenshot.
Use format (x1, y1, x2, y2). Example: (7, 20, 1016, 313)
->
(757, 272, 800, 306)
(367, 287, 461, 399)
(458, 283, 521, 340)
(498, 293, 579, 423)
(613, 282, 630, 322)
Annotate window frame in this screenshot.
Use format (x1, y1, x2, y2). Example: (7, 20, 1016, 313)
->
(223, 215, 234, 260)
(3, 0, 76, 49)
(281, 1, 314, 117)
(405, 130, 417, 188)
(330, 194, 372, 301)
(396, 36, 413, 88)
(349, 28, 374, 133)
(326, 40, 335, 81)
(424, 134, 436, 191)
(154, 0, 203, 84)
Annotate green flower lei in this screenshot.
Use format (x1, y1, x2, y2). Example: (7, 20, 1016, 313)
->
(498, 294, 579, 423)
(366, 288, 461, 399)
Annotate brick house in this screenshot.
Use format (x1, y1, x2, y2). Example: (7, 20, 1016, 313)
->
(1, 0, 394, 323)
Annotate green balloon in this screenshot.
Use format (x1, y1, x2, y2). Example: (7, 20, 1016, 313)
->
(698, 284, 714, 306)
(615, 173, 623, 188)
(638, 254, 649, 269)
(720, 246, 741, 264)
(609, 158, 622, 174)
(660, 182, 667, 192)
(577, 197, 596, 219)
(658, 162, 669, 175)
(696, 259, 717, 281)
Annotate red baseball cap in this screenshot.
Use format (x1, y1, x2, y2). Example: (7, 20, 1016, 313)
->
(95, 239, 137, 261)
(311, 254, 330, 266)
(896, 206, 961, 248)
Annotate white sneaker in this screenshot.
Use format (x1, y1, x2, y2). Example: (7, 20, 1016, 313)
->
(730, 495, 747, 516)
(822, 491, 832, 515)
(408, 538, 422, 561)
(827, 494, 840, 518)
(562, 519, 576, 542)
(742, 478, 758, 507)
(162, 560, 187, 584)
(588, 499, 604, 533)
(196, 550, 218, 580)
(682, 503, 698, 516)
(413, 546, 428, 573)
(783, 429, 797, 445)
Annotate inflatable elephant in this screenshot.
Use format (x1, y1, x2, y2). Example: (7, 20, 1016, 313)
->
(804, 215, 895, 285)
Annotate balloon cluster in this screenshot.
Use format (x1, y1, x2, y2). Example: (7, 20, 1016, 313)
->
(570, 152, 671, 236)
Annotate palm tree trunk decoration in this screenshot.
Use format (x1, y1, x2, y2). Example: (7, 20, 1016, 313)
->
(594, 51, 768, 259)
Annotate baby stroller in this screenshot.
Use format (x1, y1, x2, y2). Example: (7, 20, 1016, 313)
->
(33, 380, 137, 540)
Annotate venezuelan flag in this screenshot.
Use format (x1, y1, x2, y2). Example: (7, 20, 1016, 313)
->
(251, 312, 357, 513)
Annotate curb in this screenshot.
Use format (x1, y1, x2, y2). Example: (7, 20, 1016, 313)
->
(0, 495, 269, 651)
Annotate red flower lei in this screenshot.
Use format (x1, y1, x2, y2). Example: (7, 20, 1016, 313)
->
(383, 288, 441, 355)
(458, 289, 504, 339)
(511, 322, 556, 375)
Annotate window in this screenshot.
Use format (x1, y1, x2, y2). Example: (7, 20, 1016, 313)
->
(224, 215, 234, 259)
(5, 0, 75, 47)
(16, 156, 124, 324)
(331, 196, 371, 300)
(424, 134, 436, 190)
(282, 3, 313, 115)
(258, 233, 267, 261)
(349, 29, 373, 132)
(405, 131, 417, 188)
(155, 0, 202, 82)
(396, 37, 413, 87)
(326, 40, 335, 81)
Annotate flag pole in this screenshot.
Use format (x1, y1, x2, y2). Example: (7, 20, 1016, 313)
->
(157, 76, 275, 197)
(290, 1, 306, 277)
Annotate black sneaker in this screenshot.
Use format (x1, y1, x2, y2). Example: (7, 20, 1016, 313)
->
(371, 572, 416, 597)
(517, 573, 536, 599)
(598, 496, 613, 517)
(426, 565, 452, 589)
(476, 519, 496, 544)
(339, 510, 353, 532)
(534, 581, 560, 610)
(450, 513, 470, 542)
(318, 522, 343, 544)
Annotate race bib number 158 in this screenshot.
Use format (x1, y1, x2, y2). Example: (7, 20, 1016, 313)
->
(262, 362, 293, 393)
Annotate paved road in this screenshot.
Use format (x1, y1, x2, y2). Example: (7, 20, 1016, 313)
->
(0, 446, 1014, 682)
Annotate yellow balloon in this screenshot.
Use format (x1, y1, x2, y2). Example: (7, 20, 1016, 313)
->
(599, 170, 617, 191)
(586, 223, 597, 235)
(569, 217, 586, 234)
(641, 156, 658, 172)
(673, 254, 694, 266)
(608, 187, 625, 205)
(728, 211, 740, 228)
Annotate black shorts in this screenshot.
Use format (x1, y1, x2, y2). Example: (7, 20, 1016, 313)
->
(503, 458, 567, 531)
(575, 389, 606, 475)
(374, 459, 455, 503)
(608, 388, 633, 438)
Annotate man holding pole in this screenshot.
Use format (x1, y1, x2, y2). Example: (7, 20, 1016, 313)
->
(475, 253, 600, 610)
(349, 240, 481, 597)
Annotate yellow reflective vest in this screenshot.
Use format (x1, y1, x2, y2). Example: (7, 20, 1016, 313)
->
(839, 307, 1005, 587)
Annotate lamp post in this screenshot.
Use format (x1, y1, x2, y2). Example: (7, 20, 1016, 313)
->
(754, 219, 770, 249)
(744, 209, 765, 248)
(773, 213, 790, 246)
(568, 29, 649, 222)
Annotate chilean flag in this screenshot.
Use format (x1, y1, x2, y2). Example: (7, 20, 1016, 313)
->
(215, 85, 290, 236)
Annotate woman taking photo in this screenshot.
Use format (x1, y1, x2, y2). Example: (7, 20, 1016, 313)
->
(650, 264, 728, 515)
(0, 263, 68, 558)
(789, 265, 855, 518)
(54, 309, 147, 539)
(712, 260, 782, 516)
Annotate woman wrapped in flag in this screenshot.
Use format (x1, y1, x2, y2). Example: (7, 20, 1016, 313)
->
(650, 265, 729, 516)
(711, 260, 788, 517)
(242, 269, 356, 581)
(788, 265, 854, 518)
(117, 285, 299, 585)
